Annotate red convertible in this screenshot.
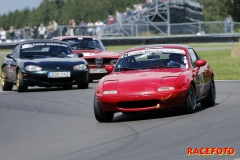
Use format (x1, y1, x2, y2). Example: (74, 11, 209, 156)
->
(52, 36, 120, 82)
(94, 44, 216, 122)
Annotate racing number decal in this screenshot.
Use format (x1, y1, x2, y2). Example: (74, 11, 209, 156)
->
(199, 72, 204, 95)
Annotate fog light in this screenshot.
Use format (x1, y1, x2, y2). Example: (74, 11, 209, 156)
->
(103, 90, 118, 94)
(158, 87, 175, 91)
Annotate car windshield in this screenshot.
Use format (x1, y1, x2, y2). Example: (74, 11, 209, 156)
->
(20, 42, 75, 58)
(114, 48, 189, 72)
(61, 38, 105, 50)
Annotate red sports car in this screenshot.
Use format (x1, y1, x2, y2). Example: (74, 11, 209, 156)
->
(52, 36, 120, 82)
(94, 44, 216, 122)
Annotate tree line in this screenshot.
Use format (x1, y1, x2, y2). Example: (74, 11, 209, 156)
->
(0, 0, 239, 30)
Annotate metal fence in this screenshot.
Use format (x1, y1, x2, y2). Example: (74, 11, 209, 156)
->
(1, 21, 240, 42)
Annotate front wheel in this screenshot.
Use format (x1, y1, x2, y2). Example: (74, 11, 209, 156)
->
(16, 71, 28, 92)
(201, 80, 216, 107)
(180, 85, 196, 114)
(1, 71, 13, 91)
(94, 94, 114, 122)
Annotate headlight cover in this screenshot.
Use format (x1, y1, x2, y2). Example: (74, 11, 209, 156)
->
(73, 64, 87, 70)
(103, 90, 118, 95)
(25, 65, 42, 72)
(157, 87, 175, 91)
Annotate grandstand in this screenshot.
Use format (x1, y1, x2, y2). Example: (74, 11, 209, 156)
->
(103, 0, 203, 37)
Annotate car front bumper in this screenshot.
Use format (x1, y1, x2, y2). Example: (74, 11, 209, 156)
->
(97, 91, 188, 112)
(22, 70, 88, 87)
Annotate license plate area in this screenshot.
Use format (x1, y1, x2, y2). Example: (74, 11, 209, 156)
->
(89, 68, 108, 74)
(48, 72, 71, 78)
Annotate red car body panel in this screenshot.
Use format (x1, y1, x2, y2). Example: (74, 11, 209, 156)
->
(52, 36, 120, 80)
(95, 44, 214, 113)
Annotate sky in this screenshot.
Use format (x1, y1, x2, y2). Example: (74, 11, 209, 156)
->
(0, 0, 43, 15)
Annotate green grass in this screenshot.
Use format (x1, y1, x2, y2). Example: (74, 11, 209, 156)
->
(0, 49, 12, 53)
(198, 49, 240, 80)
(107, 42, 235, 51)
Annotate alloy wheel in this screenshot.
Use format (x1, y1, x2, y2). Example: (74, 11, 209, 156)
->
(16, 72, 20, 87)
(189, 86, 196, 110)
(1, 72, 4, 86)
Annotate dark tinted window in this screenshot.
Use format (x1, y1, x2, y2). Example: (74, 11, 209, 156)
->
(114, 48, 189, 71)
(13, 45, 20, 59)
(20, 42, 74, 58)
(188, 49, 200, 68)
(61, 38, 105, 50)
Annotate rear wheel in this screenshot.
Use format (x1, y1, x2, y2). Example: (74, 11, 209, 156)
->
(77, 82, 89, 89)
(201, 80, 216, 107)
(16, 71, 28, 92)
(181, 85, 196, 114)
(1, 71, 13, 91)
(94, 94, 114, 122)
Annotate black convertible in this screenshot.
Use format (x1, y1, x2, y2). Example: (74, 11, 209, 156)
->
(1, 40, 89, 92)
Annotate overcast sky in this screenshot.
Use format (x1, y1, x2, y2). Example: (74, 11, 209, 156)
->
(0, 0, 42, 15)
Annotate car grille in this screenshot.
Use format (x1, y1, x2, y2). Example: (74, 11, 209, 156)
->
(117, 100, 159, 108)
(86, 58, 112, 65)
(41, 78, 75, 83)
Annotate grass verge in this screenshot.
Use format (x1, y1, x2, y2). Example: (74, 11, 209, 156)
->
(198, 49, 240, 80)
(107, 42, 235, 51)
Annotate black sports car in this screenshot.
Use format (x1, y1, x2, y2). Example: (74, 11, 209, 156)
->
(1, 40, 89, 92)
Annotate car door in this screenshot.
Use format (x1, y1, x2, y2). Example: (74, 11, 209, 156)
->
(9, 45, 20, 82)
(188, 48, 206, 98)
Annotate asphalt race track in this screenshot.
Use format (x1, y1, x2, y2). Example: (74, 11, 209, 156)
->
(0, 81, 240, 160)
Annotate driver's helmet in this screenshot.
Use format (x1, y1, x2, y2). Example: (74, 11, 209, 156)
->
(169, 54, 183, 63)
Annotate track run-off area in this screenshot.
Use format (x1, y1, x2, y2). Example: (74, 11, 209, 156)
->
(0, 81, 240, 160)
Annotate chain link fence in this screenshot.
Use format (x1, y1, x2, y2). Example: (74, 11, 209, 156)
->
(1, 21, 240, 43)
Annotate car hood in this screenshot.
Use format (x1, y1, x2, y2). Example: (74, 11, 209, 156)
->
(73, 50, 120, 58)
(104, 69, 184, 86)
(102, 69, 186, 93)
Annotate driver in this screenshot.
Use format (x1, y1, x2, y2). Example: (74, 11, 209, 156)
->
(50, 46, 59, 55)
(49, 47, 75, 58)
(167, 54, 186, 68)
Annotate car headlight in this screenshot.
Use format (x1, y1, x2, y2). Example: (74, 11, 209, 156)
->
(73, 64, 87, 70)
(103, 90, 118, 94)
(157, 87, 175, 91)
(25, 65, 42, 72)
(110, 59, 118, 66)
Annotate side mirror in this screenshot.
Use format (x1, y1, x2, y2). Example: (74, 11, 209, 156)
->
(77, 53, 84, 58)
(6, 54, 13, 59)
(196, 59, 206, 67)
(105, 65, 114, 73)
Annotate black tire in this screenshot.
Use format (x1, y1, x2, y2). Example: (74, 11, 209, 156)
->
(77, 82, 89, 89)
(201, 80, 216, 107)
(16, 71, 28, 92)
(181, 85, 196, 114)
(1, 71, 13, 91)
(94, 94, 114, 122)
(88, 79, 94, 83)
